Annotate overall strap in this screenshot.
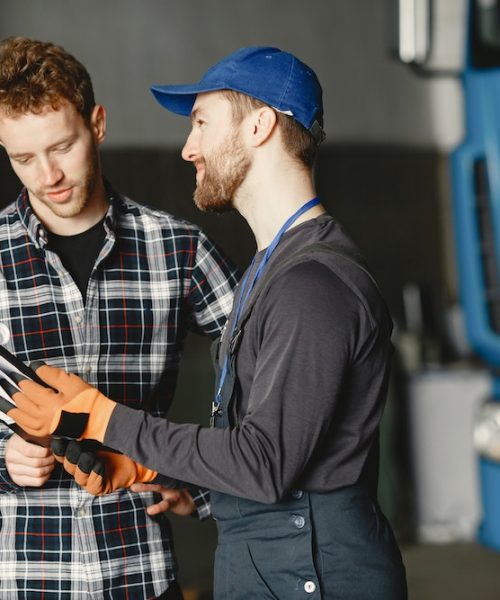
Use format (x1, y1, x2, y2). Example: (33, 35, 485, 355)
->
(235, 241, 376, 337)
(213, 241, 377, 429)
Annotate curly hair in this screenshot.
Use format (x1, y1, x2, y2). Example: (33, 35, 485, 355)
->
(0, 36, 95, 121)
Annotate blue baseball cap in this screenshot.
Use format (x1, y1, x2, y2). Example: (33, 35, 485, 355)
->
(151, 46, 325, 145)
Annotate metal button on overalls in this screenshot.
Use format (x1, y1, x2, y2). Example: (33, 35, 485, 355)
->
(292, 515, 306, 529)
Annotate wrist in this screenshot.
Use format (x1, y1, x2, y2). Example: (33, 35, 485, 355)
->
(135, 463, 158, 483)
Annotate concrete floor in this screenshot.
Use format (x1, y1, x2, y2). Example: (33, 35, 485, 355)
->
(402, 542, 500, 600)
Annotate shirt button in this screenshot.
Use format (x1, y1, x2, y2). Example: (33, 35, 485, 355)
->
(75, 316, 82, 324)
(293, 515, 305, 529)
(291, 489, 303, 499)
(304, 581, 316, 593)
(58, 271, 65, 278)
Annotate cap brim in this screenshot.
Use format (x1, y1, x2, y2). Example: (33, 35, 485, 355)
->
(151, 82, 228, 116)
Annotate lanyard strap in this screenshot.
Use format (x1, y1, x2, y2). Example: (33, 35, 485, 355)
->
(213, 197, 320, 413)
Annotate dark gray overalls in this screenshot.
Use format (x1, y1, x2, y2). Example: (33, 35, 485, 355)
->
(210, 243, 407, 599)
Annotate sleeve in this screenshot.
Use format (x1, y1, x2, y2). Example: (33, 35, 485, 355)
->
(186, 231, 240, 338)
(0, 424, 21, 493)
(104, 262, 370, 503)
(189, 487, 211, 520)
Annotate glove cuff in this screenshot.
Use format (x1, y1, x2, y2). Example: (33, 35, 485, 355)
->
(135, 463, 158, 484)
(81, 389, 117, 443)
(49, 388, 116, 442)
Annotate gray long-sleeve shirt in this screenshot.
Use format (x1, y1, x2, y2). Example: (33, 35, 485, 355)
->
(105, 215, 393, 503)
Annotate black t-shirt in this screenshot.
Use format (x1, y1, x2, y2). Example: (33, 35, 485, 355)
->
(47, 218, 106, 301)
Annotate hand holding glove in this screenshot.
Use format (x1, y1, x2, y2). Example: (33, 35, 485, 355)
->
(52, 438, 157, 496)
(4, 363, 116, 442)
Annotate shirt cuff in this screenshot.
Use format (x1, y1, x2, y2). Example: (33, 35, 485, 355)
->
(190, 487, 211, 520)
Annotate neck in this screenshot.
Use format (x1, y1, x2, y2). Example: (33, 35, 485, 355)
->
(235, 162, 325, 251)
(29, 177, 108, 236)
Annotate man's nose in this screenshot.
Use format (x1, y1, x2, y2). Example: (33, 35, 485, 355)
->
(181, 130, 199, 162)
(39, 158, 63, 186)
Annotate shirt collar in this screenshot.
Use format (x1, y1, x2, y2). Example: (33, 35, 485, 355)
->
(16, 181, 121, 249)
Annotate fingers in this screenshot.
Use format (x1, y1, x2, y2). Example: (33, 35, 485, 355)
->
(145, 497, 176, 516)
(61, 440, 87, 476)
(7, 433, 54, 461)
(17, 378, 54, 400)
(82, 461, 106, 495)
(8, 407, 49, 436)
(0, 379, 21, 409)
(29, 360, 47, 371)
(57, 439, 92, 478)
(34, 364, 85, 394)
(28, 362, 60, 391)
(131, 485, 182, 516)
(74, 448, 97, 475)
(51, 437, 69, 463)
(6, 434, 55, 487)
(72, 456, 106, 495)
(130, 483, 168, 494)
(0, 372, 48, 401)
(8, 459, 55, 478)
(129, 484, 196, 516)
(32, 364, 67, 388)
(0, 387, 17, 415)
(7, 464, 54, 487)
(2, 377, 53, 413)
(169, 489, 196, 516)
(57, 440, 103, 494)
(5, 371, 28, 386)
(0, 365, 28, 385)
(9, 389, 40, 413)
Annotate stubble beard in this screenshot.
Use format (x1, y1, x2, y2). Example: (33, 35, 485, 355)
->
(34, 143, 100, 219)
(194, 131, 251, 214)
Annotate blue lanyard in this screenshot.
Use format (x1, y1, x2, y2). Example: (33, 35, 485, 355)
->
(213, 197, 320, 414)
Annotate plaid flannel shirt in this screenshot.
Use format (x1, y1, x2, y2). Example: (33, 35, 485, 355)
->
(0, 187, 238, 599)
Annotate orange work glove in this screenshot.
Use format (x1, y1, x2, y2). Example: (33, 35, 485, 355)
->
(51, 438, 157, 496)
(4, 364, 116, 443)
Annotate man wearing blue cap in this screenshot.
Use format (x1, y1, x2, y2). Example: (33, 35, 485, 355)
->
(9, 47, 408, 598)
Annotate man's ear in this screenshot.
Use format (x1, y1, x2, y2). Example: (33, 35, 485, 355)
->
(247, 106, 277, 147)
(90, 104, 106, 145)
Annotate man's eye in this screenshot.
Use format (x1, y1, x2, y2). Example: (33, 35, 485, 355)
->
(14, 156, 31, 165)
(55, 144, 71, 153)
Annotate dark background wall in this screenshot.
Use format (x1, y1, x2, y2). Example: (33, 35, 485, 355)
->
(0, 145, 450, 326)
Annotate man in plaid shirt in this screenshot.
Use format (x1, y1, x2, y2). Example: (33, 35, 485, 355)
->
(0, 37, 238, 599)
